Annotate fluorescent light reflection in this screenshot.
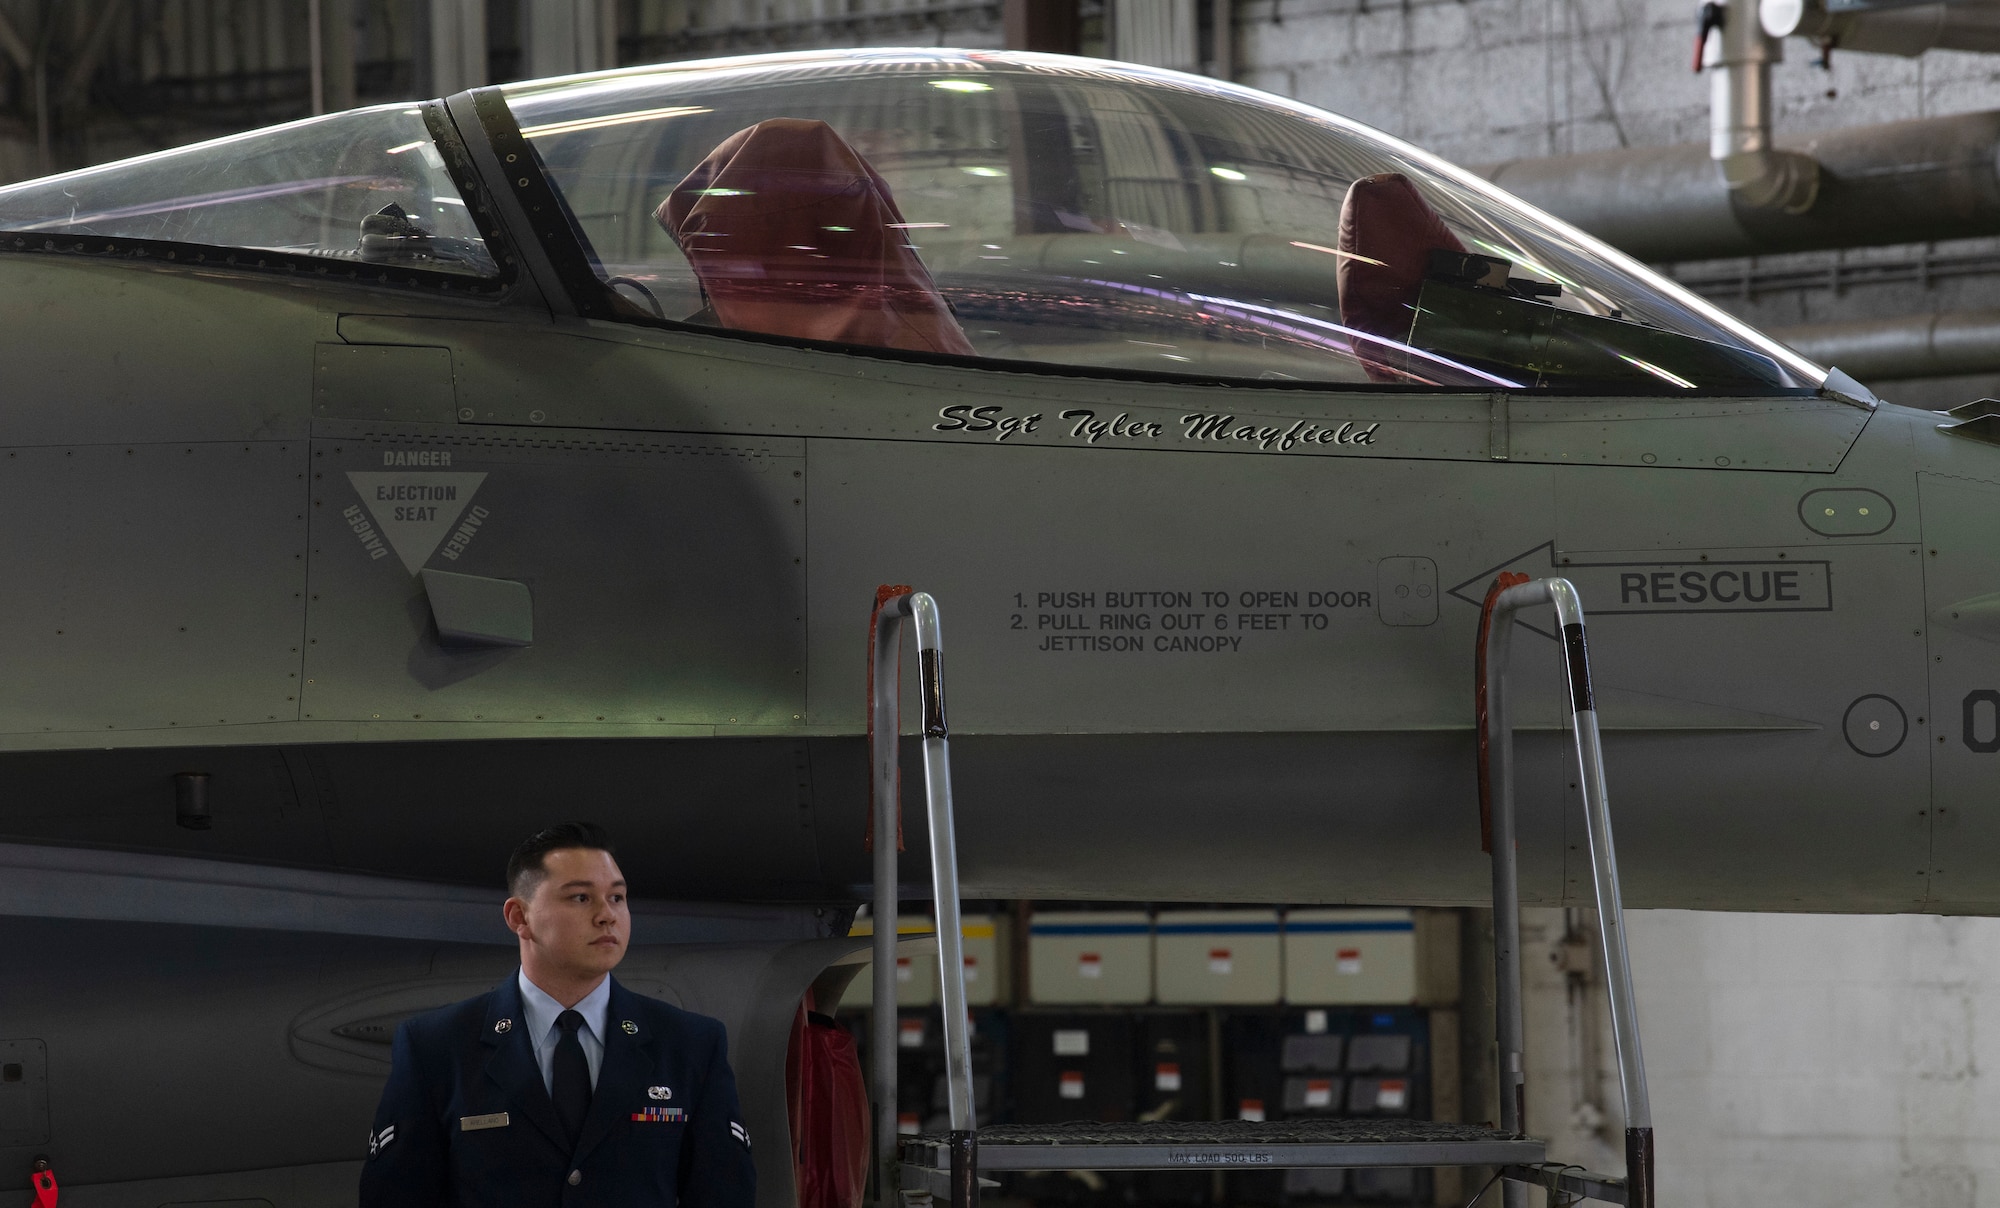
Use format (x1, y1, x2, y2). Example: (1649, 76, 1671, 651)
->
(1050, 271, 1524, 387)
(521, 105, 712, 139)
(1187, 292, 1526, 388)
(15, 175, 404, 230)
(1618, 354, 1696, 389)
(1290, 239, 1385, 267)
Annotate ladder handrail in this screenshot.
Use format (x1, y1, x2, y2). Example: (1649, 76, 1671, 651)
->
(871, 589, 978, 1207)
(1481, 577, 1653, 1208)
(1478, 577, 1529, 1208)
(868, 594, 904, 1197)
(864, 581, 1643, 1207)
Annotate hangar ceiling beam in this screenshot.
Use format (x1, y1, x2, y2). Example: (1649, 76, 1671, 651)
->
(58, 0, 125, 108)
(1109, 0, 1197, 72)
(308, 0, 356, 114)
(421, 0, 487, 97)
(521, 0, 616, 81)
(0, 7, 29, 73)
(1001, 0, 1078, 53)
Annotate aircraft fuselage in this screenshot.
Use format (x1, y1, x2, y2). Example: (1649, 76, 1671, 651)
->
(2, 252, 1994, 915)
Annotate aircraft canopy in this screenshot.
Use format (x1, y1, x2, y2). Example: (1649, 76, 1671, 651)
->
(505, 50, 1824, 393)
(0, 50, 1825, 394)
(0, 103, 497, 278)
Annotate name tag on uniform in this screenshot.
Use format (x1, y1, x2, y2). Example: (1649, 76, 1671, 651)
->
(460, 1113, 510, 1131)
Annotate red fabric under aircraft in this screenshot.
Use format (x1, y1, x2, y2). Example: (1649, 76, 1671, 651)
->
(786, 1000, 870, 1208)
(1336, 171, 1466, 382)
(657, 118, 975, 356)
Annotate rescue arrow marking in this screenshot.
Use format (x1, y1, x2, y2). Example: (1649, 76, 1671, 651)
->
(1450, 540, 1833, 638)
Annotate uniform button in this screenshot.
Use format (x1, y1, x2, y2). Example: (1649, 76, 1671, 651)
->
(568, 1171, 581, 1186)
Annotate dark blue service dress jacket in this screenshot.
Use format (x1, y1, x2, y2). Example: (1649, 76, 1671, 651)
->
(359, 974, 756, 1208)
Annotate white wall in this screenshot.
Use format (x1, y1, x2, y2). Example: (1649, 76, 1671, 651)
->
(1518, 907, 2000, 1207)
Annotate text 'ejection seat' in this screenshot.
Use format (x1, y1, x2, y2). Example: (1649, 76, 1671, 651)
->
(655, 117, 976, 356)
(1336, 171, 1466, 383)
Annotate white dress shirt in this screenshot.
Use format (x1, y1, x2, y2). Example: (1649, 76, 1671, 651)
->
(516, 968, 609, 1095)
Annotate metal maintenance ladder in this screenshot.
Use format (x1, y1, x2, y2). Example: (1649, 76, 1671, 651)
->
(866, 579, 1654, 1208)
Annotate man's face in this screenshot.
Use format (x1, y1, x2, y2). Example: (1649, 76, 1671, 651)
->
(506, 847, 629, 982)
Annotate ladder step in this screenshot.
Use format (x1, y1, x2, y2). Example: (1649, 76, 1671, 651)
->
(1502, 1163, 1629, 1206)
(900, 1119, 1544, 1172)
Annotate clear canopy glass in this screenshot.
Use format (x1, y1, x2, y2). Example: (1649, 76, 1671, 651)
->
(506, 50, 1823, 393)
(0, 104, 496, 277)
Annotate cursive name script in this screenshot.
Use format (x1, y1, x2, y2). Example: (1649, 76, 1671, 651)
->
(1179, 413, 1377, 450)
(933, 405, 1380, 452)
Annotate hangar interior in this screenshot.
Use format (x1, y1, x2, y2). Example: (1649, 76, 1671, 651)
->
(4, 1, 2000, 1207)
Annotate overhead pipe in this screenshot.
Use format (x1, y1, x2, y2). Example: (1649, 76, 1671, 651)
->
(1477, 104, 2000, 263)
(1762, 0, 2000, 57)
(1771, 308, 2000, 382)
(1707, 0, 1820, 215)
(1478, 0, 1820, 261)
(1471, 1, 2000, 262)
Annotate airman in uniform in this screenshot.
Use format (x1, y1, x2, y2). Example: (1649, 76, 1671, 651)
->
(360, 822, 755, 1208)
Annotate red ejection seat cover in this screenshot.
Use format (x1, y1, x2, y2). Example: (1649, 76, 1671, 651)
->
(1336, 172, 1466, 379)
(657, 118, 975, 356)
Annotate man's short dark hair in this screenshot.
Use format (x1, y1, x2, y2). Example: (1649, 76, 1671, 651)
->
(507, 822, 617, 899)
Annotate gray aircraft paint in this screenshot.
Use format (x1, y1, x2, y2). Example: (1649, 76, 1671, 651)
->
(0, 257, 1958, 912)
(1, 59, 1998, 1205)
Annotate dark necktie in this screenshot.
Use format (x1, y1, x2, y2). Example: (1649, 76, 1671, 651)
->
(552, 1009, 592, 1147)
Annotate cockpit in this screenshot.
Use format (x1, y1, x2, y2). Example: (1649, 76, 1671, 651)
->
(0, 49, 1824, 395)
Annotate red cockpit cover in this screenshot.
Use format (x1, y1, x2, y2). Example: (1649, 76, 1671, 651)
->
(1337, 172, 1465, 381)
(786, 1002, 870, 1208)
(657, 118, 975, 356)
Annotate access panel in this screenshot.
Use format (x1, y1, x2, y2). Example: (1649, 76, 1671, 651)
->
(0, 442, 306, 736)
(303, 424, 805, 726)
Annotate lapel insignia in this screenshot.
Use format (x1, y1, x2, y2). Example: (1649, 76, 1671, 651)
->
(632, 1106, 685, 1123)
(621, 1020, 638, 1035)
(730, 1121, 750, 1147)
(647, 1085, 672, 1100)
(494, 1018, 512, 1034)
(367, 1124, 397, 1157)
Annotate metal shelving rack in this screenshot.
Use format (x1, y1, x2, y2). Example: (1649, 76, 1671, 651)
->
(867, 579, 1653, 1208)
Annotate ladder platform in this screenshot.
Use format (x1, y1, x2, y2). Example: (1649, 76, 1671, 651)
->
(900, 1119, 1545, 1173)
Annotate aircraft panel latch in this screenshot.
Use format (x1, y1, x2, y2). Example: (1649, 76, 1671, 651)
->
(420, 569, 533, 647)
